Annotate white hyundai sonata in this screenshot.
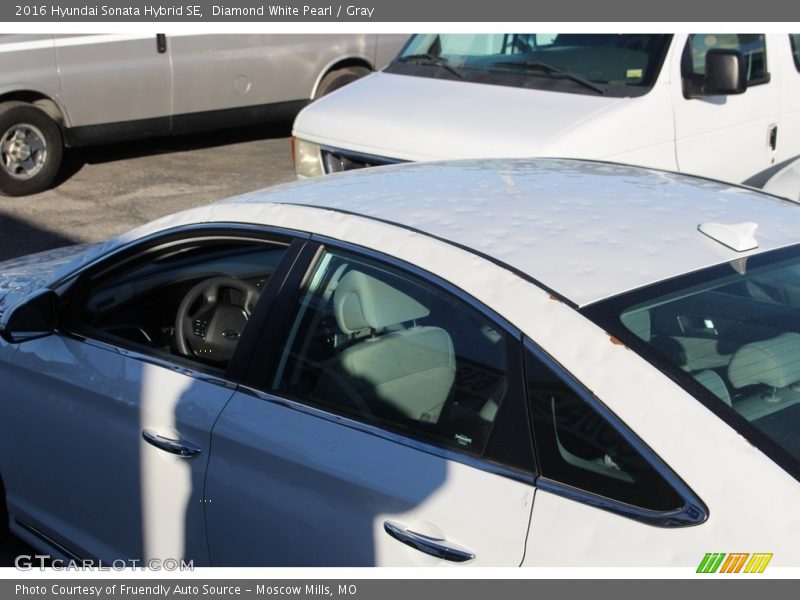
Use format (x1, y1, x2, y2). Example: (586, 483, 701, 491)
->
(1, 159, 799, 567)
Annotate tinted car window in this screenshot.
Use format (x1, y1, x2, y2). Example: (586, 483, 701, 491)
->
(583, 245, 800, 484)
(791, 34, 800, 72)
(525, 346, 684, 512)
(272, 249, 513, 455)
(70, 239, 288, 370)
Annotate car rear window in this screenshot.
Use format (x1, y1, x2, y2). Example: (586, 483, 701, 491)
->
(583, 244, 800, 483)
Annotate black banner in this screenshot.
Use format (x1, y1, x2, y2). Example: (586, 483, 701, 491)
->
(1, 0, 798, 22)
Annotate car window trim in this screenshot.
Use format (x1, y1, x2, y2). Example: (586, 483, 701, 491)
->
(239, 235, 538, 477)
(236, 384, 536, 487)
(69, 334, 239, 390)
(523, 337, 709, 528)
(57, 223, 310, 383)
(50, 223, 311, 290)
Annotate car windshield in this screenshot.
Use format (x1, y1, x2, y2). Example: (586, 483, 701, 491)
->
(386, 34, 672, 97)
(583, 245, 800, 482)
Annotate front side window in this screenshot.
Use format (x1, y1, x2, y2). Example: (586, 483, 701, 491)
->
(584, 245, 800, 483)
(683, 34, 769, 85)
(525, 346, 685, 513)
(271, 249, 513, 455)
(385, 33, 672, 98)
(68, 237, 289, 370)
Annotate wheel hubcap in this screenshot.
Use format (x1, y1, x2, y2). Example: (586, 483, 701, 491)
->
(1, 123, 47, 180)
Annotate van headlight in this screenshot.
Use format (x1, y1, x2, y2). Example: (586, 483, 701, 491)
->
(292, 137, 324, 178)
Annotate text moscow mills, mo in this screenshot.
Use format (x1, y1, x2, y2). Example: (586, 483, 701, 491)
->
(15, 4, 376, 18)
(17, 583, 360, 597)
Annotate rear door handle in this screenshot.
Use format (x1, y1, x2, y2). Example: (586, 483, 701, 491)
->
(383, 521, 475, 562)
(142, 429, 202, 458)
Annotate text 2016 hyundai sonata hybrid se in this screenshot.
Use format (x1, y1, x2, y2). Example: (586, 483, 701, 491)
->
(1, 159, 799, 567)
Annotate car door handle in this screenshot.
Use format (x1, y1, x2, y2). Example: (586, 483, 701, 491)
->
(383, 521, 475, 562)
(142, 430, 202, 458)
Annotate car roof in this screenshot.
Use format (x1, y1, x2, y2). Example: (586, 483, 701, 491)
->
(202, 159, 800, 306)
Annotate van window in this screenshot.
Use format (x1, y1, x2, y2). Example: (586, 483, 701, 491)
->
(791, 35, 800, 72)
(684, 34, 769, 85)
(386, 34, 672, 98)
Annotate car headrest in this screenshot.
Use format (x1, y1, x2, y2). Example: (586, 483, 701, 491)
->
(334, 271, 430, 334)
(728, 332, 800, 389)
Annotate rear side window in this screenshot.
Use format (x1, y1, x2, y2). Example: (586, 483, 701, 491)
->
(791, 35, 800, 72)
(683, 34, 769, 85)
(525, 346, 685, 513)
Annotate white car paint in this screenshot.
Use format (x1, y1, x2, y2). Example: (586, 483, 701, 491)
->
(140, 159, 800, 306)
(764, 158, 800, 202)
(204, 389, 534, 566)
(1, 159, 799, 566)
(293, 33, 800, 194)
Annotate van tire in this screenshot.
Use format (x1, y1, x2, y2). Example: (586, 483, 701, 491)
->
(314, 66, 371, 99)
(0, 101, 63, 197)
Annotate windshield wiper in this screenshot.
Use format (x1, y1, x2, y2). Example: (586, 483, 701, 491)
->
(398, 53, 464, 79)
(489, 60, 605, 95)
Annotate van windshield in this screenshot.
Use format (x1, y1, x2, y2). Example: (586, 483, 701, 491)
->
(386, 34, 672, 97)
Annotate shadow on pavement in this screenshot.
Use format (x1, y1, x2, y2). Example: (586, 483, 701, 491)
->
(57, 121, 294, 186)
(0, 213, 80, 262)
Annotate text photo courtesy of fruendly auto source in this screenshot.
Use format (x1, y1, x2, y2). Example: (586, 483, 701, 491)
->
(2, 33, 800, 569)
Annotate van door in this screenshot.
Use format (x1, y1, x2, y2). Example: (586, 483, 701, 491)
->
(166, 34, 374, 122)
(54, 34, 171, 136)
(672, 34, 781, 184)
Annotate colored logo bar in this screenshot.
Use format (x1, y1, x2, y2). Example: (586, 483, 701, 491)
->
(697, 553, 773, 573)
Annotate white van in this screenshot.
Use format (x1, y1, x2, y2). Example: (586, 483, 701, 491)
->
(0, 33, 408, 196)
(292, 33, 800, 199)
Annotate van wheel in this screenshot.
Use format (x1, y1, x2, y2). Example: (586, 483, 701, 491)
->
(0, 101, 63, 197)
(314, 66, 371, 99)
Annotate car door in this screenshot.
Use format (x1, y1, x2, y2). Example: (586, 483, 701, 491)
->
(204, 243, 536, 566)
(672, 33, 781, 183)
(4, 228, 299, 563)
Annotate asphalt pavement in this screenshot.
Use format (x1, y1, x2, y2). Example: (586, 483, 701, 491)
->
(0, 121, 296, 262)
(0, 121, 298, 568)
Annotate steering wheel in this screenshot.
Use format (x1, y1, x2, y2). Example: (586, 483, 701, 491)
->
(175, 276, 260, 363)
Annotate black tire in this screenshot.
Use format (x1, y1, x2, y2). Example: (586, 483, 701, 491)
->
(0, 101, 63, 197)
(314, 66, 371, 99)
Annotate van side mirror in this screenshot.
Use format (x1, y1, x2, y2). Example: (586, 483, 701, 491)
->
(685, 49, 747, 98)
(704, 49, 747, 95)
(0, 289, 58, 344)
